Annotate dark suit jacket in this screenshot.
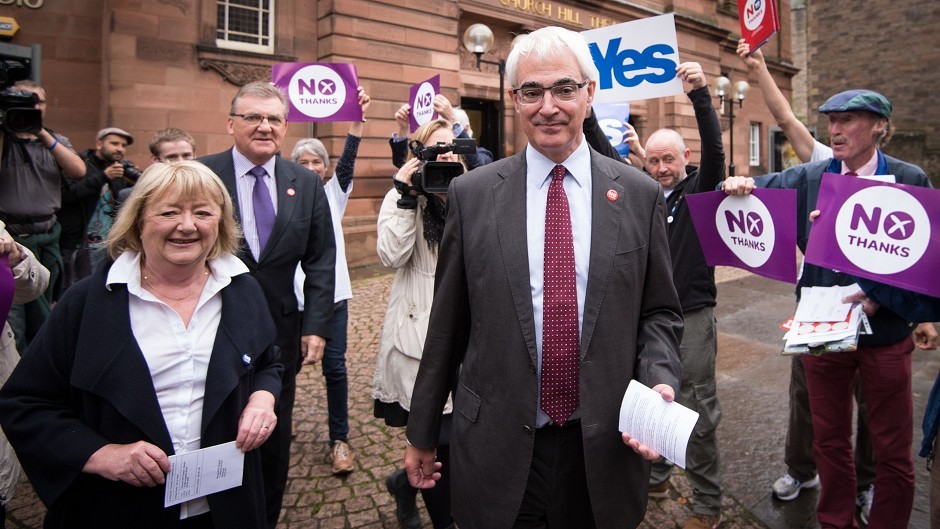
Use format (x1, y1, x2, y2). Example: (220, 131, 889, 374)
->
(406, 147, 683, 529)
(199, 150, 336, 367)
(0, 264, 283, 529)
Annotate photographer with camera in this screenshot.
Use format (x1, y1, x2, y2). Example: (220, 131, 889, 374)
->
(59, 127, 138, 289)
(390, 94, 492, 170)
(0, 79, 86, 352)
(374, 118, 467, 529)
(79, 127, 140, 186)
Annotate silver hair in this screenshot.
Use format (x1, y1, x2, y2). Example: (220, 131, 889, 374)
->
(453, 107, 470, 127)
(506, 26, 599, 87)
(291, 138, 329, 170)
(230, 81, 288, 116)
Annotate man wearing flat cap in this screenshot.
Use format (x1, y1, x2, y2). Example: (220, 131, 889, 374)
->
(723, 89, 930, 528)
(60, 127, 140, 288)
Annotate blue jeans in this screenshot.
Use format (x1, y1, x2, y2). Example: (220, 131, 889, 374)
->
(323, 300, 349, 445)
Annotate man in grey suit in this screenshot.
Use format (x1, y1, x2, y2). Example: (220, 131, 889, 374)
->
(404, 26, 683, 529)
(200, 82, 336, 528)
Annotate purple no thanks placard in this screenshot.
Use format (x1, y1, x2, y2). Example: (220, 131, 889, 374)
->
(686, 189, 797, 283)
(272, 63, 362, 122)
(409, 74, 439, 133)
(805, 173, 939, 297)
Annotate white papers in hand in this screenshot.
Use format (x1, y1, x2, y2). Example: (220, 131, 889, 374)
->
(618, 380, 699, 469)
(164, 441, 244, 507)
(793, 285, 859, 323)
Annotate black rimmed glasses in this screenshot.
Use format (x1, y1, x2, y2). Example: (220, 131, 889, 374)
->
(511, 80, 589, 105)
(230, 113, 286, 127)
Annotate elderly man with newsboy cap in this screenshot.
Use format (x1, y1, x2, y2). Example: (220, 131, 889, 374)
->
(722, 89, 930, 529)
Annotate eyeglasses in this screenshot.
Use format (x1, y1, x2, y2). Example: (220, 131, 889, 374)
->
(230, 113, 286, 127)
(511, 81, 589, 105)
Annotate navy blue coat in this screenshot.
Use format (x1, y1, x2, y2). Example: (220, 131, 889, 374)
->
(0, 264, 282, 529)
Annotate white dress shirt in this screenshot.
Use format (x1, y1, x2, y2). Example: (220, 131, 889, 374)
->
(525, 137, 593, 426)
(232, 149, 278, 260)
(106, 251, 249, 519)
(294, 173, 353, 308)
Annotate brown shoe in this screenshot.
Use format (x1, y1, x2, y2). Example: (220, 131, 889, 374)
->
(330, 441, 354, 474)
(648, 479, 671, 499)
(683, 513, 722, 529)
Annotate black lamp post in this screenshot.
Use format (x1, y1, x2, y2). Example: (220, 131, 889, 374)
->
(462, 23, 506, 160)
(715, 75, 749, 176)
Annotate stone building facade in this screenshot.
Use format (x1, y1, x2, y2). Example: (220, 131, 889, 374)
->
(800, 0, 938, 185)
(1, 0, 800, 265)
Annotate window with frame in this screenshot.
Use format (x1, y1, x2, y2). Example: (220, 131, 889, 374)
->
(749, 122, 760, 167)
(216, 0, 274, 54)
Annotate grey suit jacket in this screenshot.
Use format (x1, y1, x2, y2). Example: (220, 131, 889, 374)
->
(406, 147, 683, 529)
(199, 149, 336, 367)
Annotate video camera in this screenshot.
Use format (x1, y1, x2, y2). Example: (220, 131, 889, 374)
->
(0, 58, 42, 134)
(408, 137, 476, 194)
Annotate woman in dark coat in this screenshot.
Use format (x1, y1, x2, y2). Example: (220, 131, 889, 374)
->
(0, 161, 282, 529)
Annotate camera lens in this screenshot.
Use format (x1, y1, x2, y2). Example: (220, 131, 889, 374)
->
(122, 162, 143, 182)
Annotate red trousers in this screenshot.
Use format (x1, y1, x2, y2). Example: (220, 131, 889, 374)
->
(803, 336, 915, 529)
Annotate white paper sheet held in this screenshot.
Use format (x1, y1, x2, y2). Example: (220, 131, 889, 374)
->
(164, 441, 244, 507)
(618, 380, 699, 469)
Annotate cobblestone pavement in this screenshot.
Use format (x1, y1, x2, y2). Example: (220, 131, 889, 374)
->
(10, 265, 928, 528)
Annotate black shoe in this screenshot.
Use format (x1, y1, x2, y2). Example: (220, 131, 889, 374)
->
(386, 468, 421, 529)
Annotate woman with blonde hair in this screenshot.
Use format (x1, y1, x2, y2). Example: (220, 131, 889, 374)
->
(0, 161, 282, 529)
(373, 118, 465, 529)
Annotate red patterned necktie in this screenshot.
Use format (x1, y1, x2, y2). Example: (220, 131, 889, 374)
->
(541, 164, 580, 425)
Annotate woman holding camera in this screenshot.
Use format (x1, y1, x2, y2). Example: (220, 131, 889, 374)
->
(373, 118, 463, 529)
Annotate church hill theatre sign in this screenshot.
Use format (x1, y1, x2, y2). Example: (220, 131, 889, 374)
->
(496, 0, 619, 28)
(0, 0, 43, 7)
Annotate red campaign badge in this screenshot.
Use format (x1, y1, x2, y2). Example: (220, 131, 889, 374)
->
(606, 189, 618, 201)
(287, 188, 296, 196)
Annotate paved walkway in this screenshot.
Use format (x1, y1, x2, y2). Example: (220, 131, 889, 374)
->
(6, 266, 932, 528)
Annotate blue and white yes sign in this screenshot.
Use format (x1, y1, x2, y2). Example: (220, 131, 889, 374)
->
(593, 102, 631, 156)
(582, 14, 684, 103)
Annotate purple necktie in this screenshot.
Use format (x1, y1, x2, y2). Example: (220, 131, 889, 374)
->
(541, 164, 580, 425)
(250, 166, 276, 252)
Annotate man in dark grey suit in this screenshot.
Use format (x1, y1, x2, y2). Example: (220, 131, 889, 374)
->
(404, 26, 683, 529)
(200, 82, 335, 528)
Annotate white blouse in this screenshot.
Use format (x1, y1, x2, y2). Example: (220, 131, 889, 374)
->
(106, 252, 249, 519)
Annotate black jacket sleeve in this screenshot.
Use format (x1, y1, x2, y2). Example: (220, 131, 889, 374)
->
(390, 137, 408, 169)
(583, 107, 625, 164)
(686, 86, 726, 192)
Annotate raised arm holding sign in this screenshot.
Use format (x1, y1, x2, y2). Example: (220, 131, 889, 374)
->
(722, 88, 926, 526)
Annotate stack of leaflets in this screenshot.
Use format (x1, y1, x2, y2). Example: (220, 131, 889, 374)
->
(782, 285, 871, 355)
